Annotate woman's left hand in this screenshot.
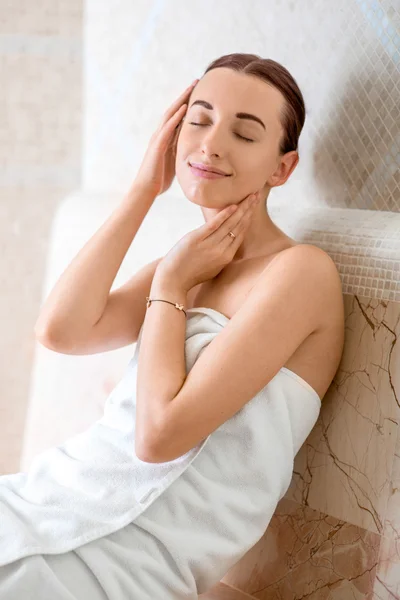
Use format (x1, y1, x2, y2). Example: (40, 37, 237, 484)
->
(156, 191, 261, 292)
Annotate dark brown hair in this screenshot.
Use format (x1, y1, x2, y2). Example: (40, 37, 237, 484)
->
(202, 53, 306, 156)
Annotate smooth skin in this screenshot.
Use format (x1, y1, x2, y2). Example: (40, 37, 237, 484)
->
(174, 67, 300, 262)
(159, 194, 261, 293)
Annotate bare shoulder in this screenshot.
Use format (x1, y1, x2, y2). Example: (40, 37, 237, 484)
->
(292, 243, 345, 335)
(277, 243, 341, 284)
(255, 242, 342, 315)
(285, 242, 334, 261)
(302, 243, 342, 292)
(277, 242, 344, 325)
(273, 244, 345, 396)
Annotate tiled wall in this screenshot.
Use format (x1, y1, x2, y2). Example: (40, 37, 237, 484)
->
(2, 1, 400, 599)
(82, 0, 400, 212)
(0, 1, 82, 474)
(218, 293, 400, 598)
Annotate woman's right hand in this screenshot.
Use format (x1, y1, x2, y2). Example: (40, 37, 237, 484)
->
(134, 79, 199, 198)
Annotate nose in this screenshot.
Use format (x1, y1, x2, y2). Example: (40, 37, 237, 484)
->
(198, 123, 233, 157)
(199, 124, 228, 158)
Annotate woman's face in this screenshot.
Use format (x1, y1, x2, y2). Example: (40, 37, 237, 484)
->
(174, 67, 287, 208)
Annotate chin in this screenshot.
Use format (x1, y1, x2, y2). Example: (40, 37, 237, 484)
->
(178, 181, 229, 207)
(176, 164, 232, 204)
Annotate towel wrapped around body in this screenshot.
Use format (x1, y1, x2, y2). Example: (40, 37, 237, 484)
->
(0, 307, 321, 599)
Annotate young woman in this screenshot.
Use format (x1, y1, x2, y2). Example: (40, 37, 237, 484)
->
(1, 53, 345, 599)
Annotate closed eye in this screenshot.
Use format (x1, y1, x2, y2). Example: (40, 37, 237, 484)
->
(188, 123, 254, 143)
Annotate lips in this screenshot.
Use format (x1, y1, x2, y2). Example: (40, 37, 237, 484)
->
(189, 162, 231, 176)
(189, 165, 228, 180)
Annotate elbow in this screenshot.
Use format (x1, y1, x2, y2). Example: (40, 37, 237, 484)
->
(135, 401, 170, 463)
(34, 322, 55, 345)
(135, 439, 159, 463)
(134, 422, 155, 462)
(134, 417, 167, 463)
(34, 322, 67, 353)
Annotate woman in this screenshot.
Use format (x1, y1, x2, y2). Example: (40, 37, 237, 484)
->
(1, 53, 345, 598)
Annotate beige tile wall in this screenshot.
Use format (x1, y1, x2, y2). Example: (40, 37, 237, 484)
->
(0, 0, 82, 473)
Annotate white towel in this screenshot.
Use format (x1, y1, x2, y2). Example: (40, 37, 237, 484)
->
(0, 306, 321, 581)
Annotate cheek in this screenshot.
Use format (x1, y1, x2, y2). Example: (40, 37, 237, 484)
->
(243, 153, 270, 178)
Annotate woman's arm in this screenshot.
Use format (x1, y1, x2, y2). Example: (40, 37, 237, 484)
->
(135, 271, 188, 460)
(34, 183, 156, 344)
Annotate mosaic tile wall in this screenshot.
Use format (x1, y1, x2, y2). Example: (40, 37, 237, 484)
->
(1, 1, 400, 599)
(85, 0, 400, 210)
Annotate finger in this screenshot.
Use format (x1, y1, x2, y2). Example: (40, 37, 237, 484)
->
(215, 193, 258, 241)
(169, 114, 185, 150)
(160, 80, 198, 127)
(234, 204, 256, 234)
(156, 104, 187, 150)
(201, 204, 239, 239)
(157, 79, 199, 149)
(200, 191, 258, 241)
(224, 204, 257, 252)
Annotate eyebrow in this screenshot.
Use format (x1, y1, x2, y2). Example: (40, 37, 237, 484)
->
(189, 99, 266, 131)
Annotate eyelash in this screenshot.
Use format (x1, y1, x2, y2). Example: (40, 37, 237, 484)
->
(188, 122, 254, 143)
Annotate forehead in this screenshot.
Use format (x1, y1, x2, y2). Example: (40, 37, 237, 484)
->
(190, 67, 285, 130)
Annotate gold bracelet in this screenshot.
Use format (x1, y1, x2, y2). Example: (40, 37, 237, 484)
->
(146, 297, 187, 317)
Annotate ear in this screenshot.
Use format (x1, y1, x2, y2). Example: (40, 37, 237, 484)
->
(267, 151, 299, 188)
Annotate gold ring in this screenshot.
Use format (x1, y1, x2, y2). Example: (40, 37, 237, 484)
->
(228, 231, 236, 239)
